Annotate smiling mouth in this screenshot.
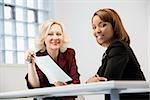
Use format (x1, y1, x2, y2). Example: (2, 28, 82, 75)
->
(52, 43, 59, 45)
(98, 36, 104, 40)
(51, 41, 60, 45)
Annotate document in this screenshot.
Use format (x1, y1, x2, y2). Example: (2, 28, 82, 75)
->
(35, 55, 72, 84)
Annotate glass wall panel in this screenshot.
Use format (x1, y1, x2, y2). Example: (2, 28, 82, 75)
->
(27, 24, 35, 37)
(16, 8, 24, 21)
(4, 0, 12, 4)
(27, 9, 34, 23)
(17, 52, 25, 64)
(5, 51, 13, 64)
(0, 0, 50, 64)
(16, 22, 24, 36)
(17, 37, 24, 51)
(5, 36, 13, 50)
(4, 21, 12, 35)
(28, 38, 35, 50)
(16, 0, 24, 6)
(27, 0, 34, 8)
(4, 6, 12, 19)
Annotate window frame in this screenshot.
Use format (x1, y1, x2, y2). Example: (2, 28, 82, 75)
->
(0, 0, 51, 64)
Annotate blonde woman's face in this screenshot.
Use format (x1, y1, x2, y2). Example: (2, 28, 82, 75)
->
(44, 24, 64, 51)
(92, 15, 114, 47)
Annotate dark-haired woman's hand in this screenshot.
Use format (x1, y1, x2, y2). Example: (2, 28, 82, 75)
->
(86, 74, 107, 83)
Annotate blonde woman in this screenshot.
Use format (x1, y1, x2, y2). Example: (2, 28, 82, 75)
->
(25, 20, 80, 100)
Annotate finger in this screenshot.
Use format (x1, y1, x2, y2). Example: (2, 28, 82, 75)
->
(88, 77, 99, 83)
(63, 82, 67, 85)
(30, 51, 35, 57)
(97, 77, 107, 81)
(91, 74, 97, 78)
(29, 51, 35, 59)
(95, 74, 100, 77)
(54, 81, 66, 85)
(25, 50, 35, 63)
(59, 82, 67, 85)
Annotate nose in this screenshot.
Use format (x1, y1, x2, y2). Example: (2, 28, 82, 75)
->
(53, 34, 59, 39)
(95, 27, 101, 34)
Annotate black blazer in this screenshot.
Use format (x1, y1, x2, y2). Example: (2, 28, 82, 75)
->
(97, 40, 149, 100)
(97, 39, 145, 80)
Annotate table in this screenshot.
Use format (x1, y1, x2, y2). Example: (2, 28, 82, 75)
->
(0, 81, 149, 100)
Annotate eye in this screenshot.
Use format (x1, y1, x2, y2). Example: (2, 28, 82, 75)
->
(48, 32, 53, 36)
(92, 25, 96, 30)
(102, 23, 107, 27)
(99, 22, 107, 28)
(56, 32, 62, 36)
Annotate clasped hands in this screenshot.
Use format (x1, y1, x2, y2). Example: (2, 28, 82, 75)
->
(54, 74, 107, 86)
(86, 74, 107, 83)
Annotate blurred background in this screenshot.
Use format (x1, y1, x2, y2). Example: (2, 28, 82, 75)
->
(0, 0, 150, 100)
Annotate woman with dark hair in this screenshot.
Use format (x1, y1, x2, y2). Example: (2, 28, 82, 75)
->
(86, 8, 149, 100)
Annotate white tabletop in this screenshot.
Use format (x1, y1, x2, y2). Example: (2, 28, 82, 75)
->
(0, 81, 149, 99)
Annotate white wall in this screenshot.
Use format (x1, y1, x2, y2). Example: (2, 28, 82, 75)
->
(53, 0, 150, 100)
(0, 64, 33, 100)
(0, 64, 28, 92)
(148, 0, 150, 81)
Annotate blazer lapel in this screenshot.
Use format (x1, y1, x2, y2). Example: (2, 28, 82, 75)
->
(57, 52, 67, 70)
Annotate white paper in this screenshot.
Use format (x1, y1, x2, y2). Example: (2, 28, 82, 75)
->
(35, 55, 72, 84)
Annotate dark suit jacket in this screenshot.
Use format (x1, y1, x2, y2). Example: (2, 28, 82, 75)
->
(97, 39, 145, 80)
(25, 48, 80, 100)
(97, 40, 149, 100)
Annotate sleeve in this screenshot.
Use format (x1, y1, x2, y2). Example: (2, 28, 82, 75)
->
(68, 49, 80, 84)
(25, 66, 54, 89)
(25, 74, 34, 89)
(103, 44, 129, 80)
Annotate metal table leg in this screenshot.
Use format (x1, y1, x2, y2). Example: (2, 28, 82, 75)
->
(35, 97, 43, 100)
(110, 89, 120, 100)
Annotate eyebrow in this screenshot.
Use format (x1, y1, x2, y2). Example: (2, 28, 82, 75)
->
(93, 21, 104, 26)
(99, 21, 105, 24)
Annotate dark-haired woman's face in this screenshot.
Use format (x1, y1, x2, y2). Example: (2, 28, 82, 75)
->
(92, 15, 113, 47)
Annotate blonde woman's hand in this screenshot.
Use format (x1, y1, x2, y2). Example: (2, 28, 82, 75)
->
(86, 74, 107, 83)
(24, 49, 36, 63)
(53, 81, 67, 87)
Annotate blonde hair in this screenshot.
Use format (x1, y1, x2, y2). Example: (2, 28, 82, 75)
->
(36, 19, 70, 52)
